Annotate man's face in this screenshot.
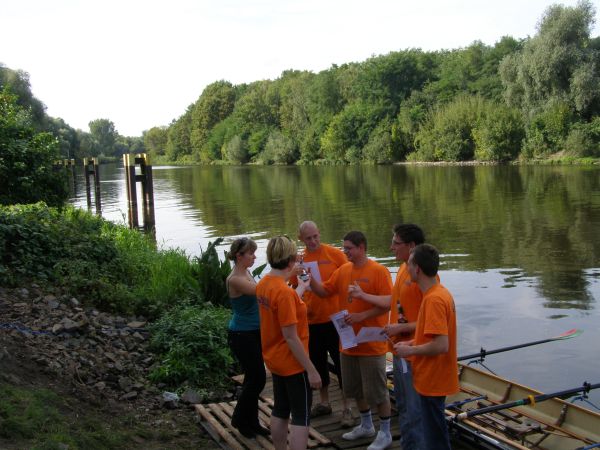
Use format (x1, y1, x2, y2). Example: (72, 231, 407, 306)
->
(390, 233, 412, 262)
(299, 224, 321, 252)
(407, 252, 419, 282)
(343, 240, 362, 263)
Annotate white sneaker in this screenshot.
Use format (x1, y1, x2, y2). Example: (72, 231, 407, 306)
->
(342, 425, 376, 440)
(367, 431, 393, 450)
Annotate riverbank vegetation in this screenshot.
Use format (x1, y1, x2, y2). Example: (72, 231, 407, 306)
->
(149, 1, 599, 165)
(2, 2, 599, 166)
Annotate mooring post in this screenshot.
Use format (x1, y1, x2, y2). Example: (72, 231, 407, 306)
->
(123, 153, 139, 229)
(83, 157, 101, 215)
(123, 153, 156, 235)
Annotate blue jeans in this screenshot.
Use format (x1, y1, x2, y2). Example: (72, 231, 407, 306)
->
(392, 356, 424, 450)
(420, 394, 451, 450)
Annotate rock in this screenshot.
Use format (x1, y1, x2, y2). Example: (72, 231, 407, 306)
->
(69, 297, 80, 307)
(52, 323, 65, 334)
(127, 321, 147, 329)
(181, 389, 203, 405)
(118, 376, 133, 392)
(119, 391, 138, 401)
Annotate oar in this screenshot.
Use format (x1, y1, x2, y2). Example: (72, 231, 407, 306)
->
(446, 395, 487, 409)
(453, 382, 600, 421)
(458, 328, 583, 362)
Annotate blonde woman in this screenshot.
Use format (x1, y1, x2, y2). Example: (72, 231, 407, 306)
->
(256, 235, 322, 450)
(226, 237, 268, 438)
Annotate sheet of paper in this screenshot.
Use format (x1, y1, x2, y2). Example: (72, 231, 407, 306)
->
(330, 310, 357, 349)
(356, 326, 388, 343)
(302, 261, 321, 283)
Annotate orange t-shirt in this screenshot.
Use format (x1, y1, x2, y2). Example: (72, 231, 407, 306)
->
(411, 283, 459, 397)
(323, 260, 392, 356)
(257, 274, 309, 376)
(388, 264, 440, 353)
(302, 244, 347, 325)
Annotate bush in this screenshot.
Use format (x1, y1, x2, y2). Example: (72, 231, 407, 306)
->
(562, 118, 600, 157)
(0, 90, 69, 206)
(413, 95, 486, 161)
(473, 104, 525, 161)
(148, 304, 233, 394)
(522, 100, 574, 158)
(260, 130, 298, 164)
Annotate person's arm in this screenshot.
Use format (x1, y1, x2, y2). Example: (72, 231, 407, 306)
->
(346, 305, 389, 325)
(384, 321, 416, 337)
(228, 274, 256, 297)
(309, 277, 331, 298)
(281, 324, 322, 389)
(348, 282, 391, 309)
(393, 334, 449, 357)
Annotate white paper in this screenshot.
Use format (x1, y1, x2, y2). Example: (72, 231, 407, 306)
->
(356, 326, 388, 343)
(330, 310, 357, 349)
(302, 261, 321, 283)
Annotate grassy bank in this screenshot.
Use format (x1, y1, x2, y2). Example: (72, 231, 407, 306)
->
(0, 202, 235, 393)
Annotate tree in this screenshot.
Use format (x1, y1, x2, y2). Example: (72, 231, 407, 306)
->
(88, 118, 118, 157)
(0, 90, 68, 206)
(143, 126, 169, 156)
(500, 1, 599, 118)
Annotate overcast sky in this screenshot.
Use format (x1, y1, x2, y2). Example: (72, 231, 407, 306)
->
(2, 0, 598, 137)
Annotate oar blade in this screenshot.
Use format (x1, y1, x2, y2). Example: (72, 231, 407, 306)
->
(555, 328, 583, 340)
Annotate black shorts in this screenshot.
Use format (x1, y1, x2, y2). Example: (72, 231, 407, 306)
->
(271, 372, 313, 426)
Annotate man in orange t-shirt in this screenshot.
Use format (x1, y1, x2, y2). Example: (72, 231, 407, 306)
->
(310, 231, 394, 450)
(394, 244, 458, 450)
(296, 221, 351, 424)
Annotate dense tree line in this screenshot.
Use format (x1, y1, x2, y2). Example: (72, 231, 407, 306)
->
(154, 1, 599, 164)
(2, 1, 599, 170)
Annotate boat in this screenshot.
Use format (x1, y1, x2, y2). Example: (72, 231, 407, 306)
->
(445, 363, 600, 449)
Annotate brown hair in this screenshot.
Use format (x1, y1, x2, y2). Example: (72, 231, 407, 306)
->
(226, 237, 257, 261)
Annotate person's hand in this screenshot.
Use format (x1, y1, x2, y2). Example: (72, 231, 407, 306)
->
(393, 340, 415, 357)
(347, 281, 364, 300)
(295, 273, 311, 298)
(308, 369, 322, 389)
(345, 311, 365, 325)
(384, 323, 402, 337)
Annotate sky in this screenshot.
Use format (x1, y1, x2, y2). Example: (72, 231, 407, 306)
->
(2, 0, 599, 137)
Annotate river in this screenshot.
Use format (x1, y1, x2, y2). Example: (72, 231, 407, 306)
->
(69, 163, 600, 411)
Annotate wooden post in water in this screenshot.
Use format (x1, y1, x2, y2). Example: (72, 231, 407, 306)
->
(83, 157, 101, 215)
(123, 153, 155, 235)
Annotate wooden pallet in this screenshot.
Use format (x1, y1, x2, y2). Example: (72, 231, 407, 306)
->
(195, 395, 332, 450)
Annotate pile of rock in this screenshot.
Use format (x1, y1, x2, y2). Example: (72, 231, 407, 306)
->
(0, 284, 202, 409)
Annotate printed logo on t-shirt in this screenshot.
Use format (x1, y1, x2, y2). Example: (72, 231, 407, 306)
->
(257, 296, 271, 309)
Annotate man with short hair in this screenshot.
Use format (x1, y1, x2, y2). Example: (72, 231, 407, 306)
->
(394, 244, 459, 450)
(296, 221, 352, 426)
(310, 231, 393, 450)
(383, 223, 427, 450)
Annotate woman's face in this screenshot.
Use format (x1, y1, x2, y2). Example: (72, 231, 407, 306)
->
(237, 249, 256, 268)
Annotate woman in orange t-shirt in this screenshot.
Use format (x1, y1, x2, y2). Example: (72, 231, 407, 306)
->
(257, 236, 321, 450)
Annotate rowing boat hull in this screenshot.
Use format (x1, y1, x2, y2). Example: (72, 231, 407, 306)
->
(445, 363, 600, 449)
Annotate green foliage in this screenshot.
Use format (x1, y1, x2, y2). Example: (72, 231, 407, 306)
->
(500, 0, 599, 119)
(166, 107, 193, 161)
(148, 304, 233, 393)
(362, 119, 394, 164)
(224, 135, 248, 163)
(260, 129, 298, 164)
(522, 100, 575, 158)
(473, 104, 525, 161)
(413, 95, 487, 161)
(563, 117, 600, 157)
(190, 238, 232, 308)
(143, 126, 169, 156)
(0, 90, 69, 206)
(88, 119, 118, 157)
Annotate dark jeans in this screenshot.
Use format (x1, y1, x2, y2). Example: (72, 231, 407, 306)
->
(228, 329, 266, 428)
(308, 321, 342, 389)
(420, 394, 451, 450)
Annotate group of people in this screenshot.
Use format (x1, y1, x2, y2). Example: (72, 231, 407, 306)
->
(225, 221, 458, 450)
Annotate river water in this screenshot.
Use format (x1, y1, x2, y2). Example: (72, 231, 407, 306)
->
(70, 163, 600, 411)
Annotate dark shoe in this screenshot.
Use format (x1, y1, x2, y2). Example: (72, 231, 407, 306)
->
(252, 424, 270, 436)
(310, 402, 332, 418)
(236, 426, 256, 438)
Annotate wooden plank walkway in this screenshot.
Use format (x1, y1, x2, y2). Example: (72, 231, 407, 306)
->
(196, 371, 404, 449)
